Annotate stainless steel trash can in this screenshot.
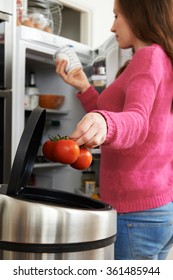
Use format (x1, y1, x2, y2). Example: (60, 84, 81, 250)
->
(0, 107, 117, 260)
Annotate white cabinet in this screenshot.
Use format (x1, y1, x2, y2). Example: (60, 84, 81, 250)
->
(60, 0, 114, 48)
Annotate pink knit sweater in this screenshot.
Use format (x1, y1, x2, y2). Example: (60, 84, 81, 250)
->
(77, 44, 173, 213)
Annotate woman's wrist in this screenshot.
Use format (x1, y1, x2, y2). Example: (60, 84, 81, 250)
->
(79, 83, 91, 93)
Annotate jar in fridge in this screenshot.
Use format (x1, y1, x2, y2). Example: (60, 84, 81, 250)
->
(81, 171, 96, 196)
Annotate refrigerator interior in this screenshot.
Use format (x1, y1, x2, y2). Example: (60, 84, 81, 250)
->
(25, 49, 88, 193)
(12, 24, 93, 194)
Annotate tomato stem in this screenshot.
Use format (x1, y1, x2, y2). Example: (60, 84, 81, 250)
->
(48, 134, 69, 141)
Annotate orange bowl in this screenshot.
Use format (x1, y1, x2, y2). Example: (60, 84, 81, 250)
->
(39, 94, 65, 109)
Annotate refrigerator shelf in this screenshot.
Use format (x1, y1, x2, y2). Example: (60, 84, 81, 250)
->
(33, 162, 64, 168)
(90, 148, 101, 155)
(25, 107, 69, 115)
(33, 155, 65, 169)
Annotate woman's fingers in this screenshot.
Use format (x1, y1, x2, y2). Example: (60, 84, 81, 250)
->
(56, 60, 68, 80)
(69, 113, 107, 148)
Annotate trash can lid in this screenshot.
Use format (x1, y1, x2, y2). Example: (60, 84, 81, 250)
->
(7, 107, 46, 196)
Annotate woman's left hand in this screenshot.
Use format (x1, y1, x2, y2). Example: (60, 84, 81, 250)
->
(69, 112, 107, 148)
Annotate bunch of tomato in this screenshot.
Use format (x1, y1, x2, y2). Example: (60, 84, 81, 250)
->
(42, 135, 92, 170)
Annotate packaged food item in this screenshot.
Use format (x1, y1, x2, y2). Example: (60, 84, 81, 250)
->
(81, 171, 96, 196)
(53, 45, 82, 73)
(89, 58, 107, 93)
(25, 72, 39, 109)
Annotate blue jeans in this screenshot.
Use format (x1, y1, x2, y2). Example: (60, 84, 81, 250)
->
(114, 202, 173, 260)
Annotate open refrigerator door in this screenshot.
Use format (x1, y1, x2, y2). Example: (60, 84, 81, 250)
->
(86, 35, 132, 93)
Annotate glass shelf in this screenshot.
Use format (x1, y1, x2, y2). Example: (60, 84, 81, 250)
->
(34, 162, 64, 168)
(25, 107, 69, 115)
(90, 148, 101, 154)
(33, 155, 65, 169)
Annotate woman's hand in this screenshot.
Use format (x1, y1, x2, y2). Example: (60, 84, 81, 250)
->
(56, 60, 91, 93)
(69, 112, 107, 148)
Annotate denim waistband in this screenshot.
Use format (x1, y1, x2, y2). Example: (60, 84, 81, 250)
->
(146, 202, 173, 212)
(119, 202, 173, 216)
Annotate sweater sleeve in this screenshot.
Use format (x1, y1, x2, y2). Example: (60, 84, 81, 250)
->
(76, 86, 99, 112)
(96, 87, 154, 149)
(95, 48, 163, 149)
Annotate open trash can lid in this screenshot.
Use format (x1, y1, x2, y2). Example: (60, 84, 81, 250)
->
(1, 107, 112, 210)
(7, 107, 46, 196)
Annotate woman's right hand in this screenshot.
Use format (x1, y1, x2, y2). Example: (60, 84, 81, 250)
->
(56, 60, 91, 93)
(69, 112, 107, 148)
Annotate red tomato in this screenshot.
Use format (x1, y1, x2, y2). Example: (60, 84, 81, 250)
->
(52, 139, 80, 164)
(70, 148, 92, 170)
(42, 139, 55, 161)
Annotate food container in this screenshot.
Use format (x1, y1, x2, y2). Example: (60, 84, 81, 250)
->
(26, 0, 63, 34)
(25, 88, 40, 109)
(53, 45, 82, 73)
(22, 5, 54, 33)
(39, 94, 65, 109)
(0, 107, 117, 260)
(81, 170, 96, 195)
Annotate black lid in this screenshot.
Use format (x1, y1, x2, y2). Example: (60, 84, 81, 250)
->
(7, 107, 46, 196)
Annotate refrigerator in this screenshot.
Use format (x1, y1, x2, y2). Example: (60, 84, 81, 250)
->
(13, 25, 132, 195)
(0, 1, 13, 183)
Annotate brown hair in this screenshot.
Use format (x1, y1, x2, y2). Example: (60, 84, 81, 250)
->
(116, 60, 131, 78)
(118, 0, 173, 62)
(116, 0, 173, 77)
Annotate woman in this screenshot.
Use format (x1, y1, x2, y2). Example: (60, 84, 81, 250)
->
(56, 0, 173, 260)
